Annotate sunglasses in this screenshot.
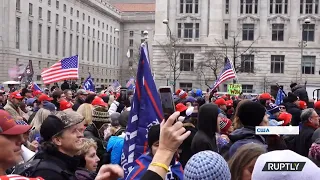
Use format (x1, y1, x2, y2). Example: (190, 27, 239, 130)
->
(279, 106, 286, 109)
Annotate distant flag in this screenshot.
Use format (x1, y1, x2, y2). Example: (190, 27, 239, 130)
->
(83, 74, 95, 92)
(41, 55, 79, 84)
(126, 49, 131, 58)
(276, 88, 286, 105)
(121, 44, 164, 178)
(126, 77, 135, 90)
(112, 81, 121, 92)
(18, 60, 34, 83)
(31, 82, 42, 92)
(211, 57, 236, 90)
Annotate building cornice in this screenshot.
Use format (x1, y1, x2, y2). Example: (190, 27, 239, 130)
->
(79, 0, 121, 21)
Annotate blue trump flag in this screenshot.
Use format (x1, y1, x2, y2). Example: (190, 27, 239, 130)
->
(275, 88, 286, 105)
(83, 74, 95, 92)
(121, 44, 164, 177)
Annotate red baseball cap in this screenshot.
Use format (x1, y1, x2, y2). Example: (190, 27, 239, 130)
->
(176, 103, 188, 112)
(0, 110, 31, 135)
(92, 96, 107, 107)
(33, 90, 42, 96)
(315, 101, 320, 110)
(226, 100, 233, 107)
(9, 91, 24, 99)
(60, 100, 72, 111)
(259, 93, 272, 100)
(299, 100, 307, 109)
(38, 94, 53, 102)
(215, 98, 226, 106)
(278, 112, 292, 126)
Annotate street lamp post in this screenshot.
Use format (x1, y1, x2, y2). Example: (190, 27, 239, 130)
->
(163, 19, 174, 89)
(299, 18, 311, 83)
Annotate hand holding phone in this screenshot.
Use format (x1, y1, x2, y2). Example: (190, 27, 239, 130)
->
(158, 86, 176, 120)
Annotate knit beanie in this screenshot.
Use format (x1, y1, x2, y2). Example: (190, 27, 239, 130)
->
(118, 111, 129, 128)
(92, 106, 110, 123)
(290, 82, 298, 89)
(147, 124, 160, 147)
(252, 150, 320, 180)
(267, 103, 280, 115)
(219, 117, 232, 134)
(184, 151, 231, 180)
(309, 141, 320, 162)
(110, 112, 121, 126)
(237, 101, 266, 127)
(287, 92, 298, 103)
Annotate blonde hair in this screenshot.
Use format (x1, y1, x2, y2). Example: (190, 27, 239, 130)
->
(30, 108, 52, 131)
(108, 95, 115, 105)
(77, 103, 94, 125)
(78, 138, 97, 156)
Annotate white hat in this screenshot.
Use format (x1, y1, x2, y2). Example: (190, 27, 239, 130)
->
(252, 150, 320, 180)
(186, 106, 194, 117)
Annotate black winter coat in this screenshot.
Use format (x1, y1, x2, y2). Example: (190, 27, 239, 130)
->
(32, 149, 79, 180)
(292, 85, 309, 104)
(294, 123, 317, 157)
(285, 102, 301, 126)
(178, 124, 197, 168)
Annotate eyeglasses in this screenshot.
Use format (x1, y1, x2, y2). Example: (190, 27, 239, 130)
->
(279, 106, 286, 109)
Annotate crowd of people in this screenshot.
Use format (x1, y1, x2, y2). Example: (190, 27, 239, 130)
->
(1, 81, 320, 180)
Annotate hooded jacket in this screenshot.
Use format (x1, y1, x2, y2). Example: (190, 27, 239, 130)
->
(191, 104, 219, 155)
(228, 126, 267, 157)
(285, 102, 301, 126)
(126, 152, 183, 180)
(292, 85, 309, 104)
(4, 100, 24, 121)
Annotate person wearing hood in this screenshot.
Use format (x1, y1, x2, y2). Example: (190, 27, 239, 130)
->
(191, 103, 220, 155)
(126, 124, 184, 180)
(285, 92, 301, 126)
(228, 101, 269, 158)
(290, 82, 309, 105)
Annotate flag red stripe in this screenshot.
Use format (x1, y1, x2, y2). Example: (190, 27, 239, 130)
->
(41, 63, 61, 74)
(213, 70, 236, 89)
(44, 76, 78, 84)
(42, 72, 79, 82)
(42, 69, 78, 80)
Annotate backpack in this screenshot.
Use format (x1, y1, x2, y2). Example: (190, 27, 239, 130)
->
(12, 159, 75, 180)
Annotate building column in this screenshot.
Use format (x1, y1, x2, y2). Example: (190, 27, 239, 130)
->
(208, 0, 223, 38)
(289, 0, 300, 42)
(259, 0, 268, 39)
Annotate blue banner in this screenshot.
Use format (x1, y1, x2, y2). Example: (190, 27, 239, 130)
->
(121, 44, 164, 177)
(83, 74, 95, 92)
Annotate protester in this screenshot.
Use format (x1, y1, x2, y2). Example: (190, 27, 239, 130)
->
(290, 82, 309, 105)
(126, 124, 183, 179)
(4, 91, 25, 121)
(191, 103, 219, 154)
(258, 93, 272, 107)
(219, 117, 233, 135)
(184, 151, 231, 180)
(214, 98, 227, 116)
(294, 108, 319, 157)
(77, 138, 100, 178)
(314, 101, 320, 115)
(29, 108, 52, 142)
(0, 110, 32, 175)
(228, 101, 268, 158)
(285, 92, 301, 126)
(77, 101, 94, 125)
(60, 100, 73, 111)
(73, 89, 89, 111)
(228, 143, 266, 180)
(299, 100, 307, 110)
(140, 112, 190, 180)
(309, 139, 320, 167)
(63, 89, 74, 105)
(31, 110, 85, 179)
(51, 90, 64, 111)
(252, 150, 320, 179)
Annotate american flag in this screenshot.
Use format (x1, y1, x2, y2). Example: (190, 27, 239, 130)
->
(211, 58, 236, 90)
(112, 81, 121, 92)
(126, 77, 135, 88)
(41, 55, 79, 84)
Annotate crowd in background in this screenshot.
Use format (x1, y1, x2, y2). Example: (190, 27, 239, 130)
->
(1, 81, 320, 180)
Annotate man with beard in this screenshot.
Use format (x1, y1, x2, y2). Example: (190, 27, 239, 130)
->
(4, 91, 25, 121)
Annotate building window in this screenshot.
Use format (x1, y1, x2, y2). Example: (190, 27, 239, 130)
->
(242, 85, 253, 93)
(102, 44, 104, 63)
(300, 0, 319, 14)
(88, 16, 90, 23)
(70, 34, 73, 56)
(56, 14, 59, 25)
(102, 32, 104, 41)
(110, 35, 112, 44)
(129, 39, 133, 47)
(56, 0, 59, 9)
(70, 20, 73, 30)
(180, 83, 193, 91)
(39, 7, 42, 19)
(76, 22, 79, 32)
(241, 55, 254, 73)
(113, 47, 116, 65)
(63, 17, 66, 27)
(48, 0, 51, 6)
(302, 56, 315, 74)
(106, 34, 108, 42)
(129, 31, 134, 37)
(38, 24, 42, 53)
(63, 31, 66, 56)
(242, 24, 254, 40)
(70, 7, 73, 15)
(77, 10, 79, 18)
(93, 29, 95, 38)
(82, 37, 84, 59)
(226, 0, 230, 14)
(180, 54, 194, 71)
(270, 0, 288, 14)
(129, 49, 133, 58)
(303, 24, 315, 41)
(180, 0, 199, 14)
(16, 17, 20, 49)
(47, 11, 51, 22)
(225, 23, 229, 39)
(55, 29, 59, 55)
(83, 13, 85, 21)
(47, 26, 51, 54)
(102, 23, 104, 29)
(97, 43, 100, 63)
(63, 4, 66, 12)
(98, 20, 100, 27)
(240, 0, 258, 14)
(16, 0, 21, 11)
(93, 18, 95, 25)
(271, 55, 285, 73)
(110, 47, 112, 65)
(29, 3, 33, 16)
(272, 24, 284, 41)
(87, 40, 90, 61)
(177, 23, 200, 41)
(28, 21, 33, 51)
